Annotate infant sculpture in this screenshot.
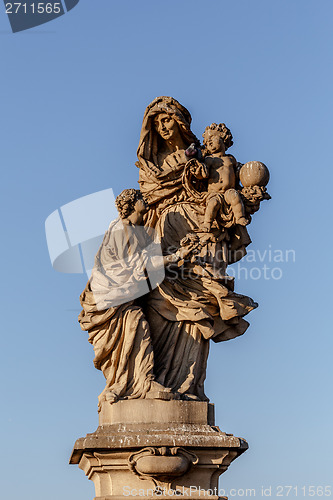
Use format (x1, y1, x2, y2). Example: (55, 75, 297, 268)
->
(79, 96, 270, 410)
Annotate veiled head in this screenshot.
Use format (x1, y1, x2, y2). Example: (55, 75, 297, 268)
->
(137, 96, 199, 171)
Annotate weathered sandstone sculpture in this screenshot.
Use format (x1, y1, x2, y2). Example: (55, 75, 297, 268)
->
(71, 96, 270, 500)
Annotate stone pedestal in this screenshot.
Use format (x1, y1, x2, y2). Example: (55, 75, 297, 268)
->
(70, 400, 248, 500)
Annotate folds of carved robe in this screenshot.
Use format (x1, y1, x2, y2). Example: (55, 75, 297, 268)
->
(154, 202, 257, 340)
(145, 276, 255, 400)
(146, 309, 209, 401)
(79, 294, 154, 404)
(142, 202, 257, 399)
(78, 218, 160, 403)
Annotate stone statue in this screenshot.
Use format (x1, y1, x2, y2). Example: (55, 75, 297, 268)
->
(79, 96, 270, 407)
(72, 97, 271, 499)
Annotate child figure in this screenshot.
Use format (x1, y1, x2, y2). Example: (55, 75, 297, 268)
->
(202, 123, 248, 232)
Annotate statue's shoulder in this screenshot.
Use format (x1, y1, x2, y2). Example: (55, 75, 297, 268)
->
(225, 154, 237, 165)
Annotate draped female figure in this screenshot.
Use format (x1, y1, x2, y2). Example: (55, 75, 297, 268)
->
(137, 97, 256, 401)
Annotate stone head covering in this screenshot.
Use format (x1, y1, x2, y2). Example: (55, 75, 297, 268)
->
(136, 96, 199, 174)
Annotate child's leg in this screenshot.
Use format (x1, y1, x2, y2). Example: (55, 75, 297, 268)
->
(203, 196, 220, 231)
(224, 189, 248, 225)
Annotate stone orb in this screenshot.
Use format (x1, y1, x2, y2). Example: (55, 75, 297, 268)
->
(239, 161, 270, 187)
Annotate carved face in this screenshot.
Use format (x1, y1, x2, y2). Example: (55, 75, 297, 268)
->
(154, 113, 179, 141)
(134, 198, 148, 216)
(204, 130, 225, 155)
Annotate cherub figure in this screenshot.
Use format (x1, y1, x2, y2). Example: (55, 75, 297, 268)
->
(202, 123, 248, 232)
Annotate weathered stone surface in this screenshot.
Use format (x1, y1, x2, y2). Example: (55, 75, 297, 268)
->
(71, 97, 270, 500)
(99, 399, 215, 426)
(70, 400, 247, 499)
(78, 97, 270, 407)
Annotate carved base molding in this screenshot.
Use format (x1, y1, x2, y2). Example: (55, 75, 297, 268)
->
(70, 400, 247, 500)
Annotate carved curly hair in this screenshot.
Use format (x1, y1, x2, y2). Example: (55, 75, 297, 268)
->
(115, 189, 143, 219)
(202, 122, 233, 151)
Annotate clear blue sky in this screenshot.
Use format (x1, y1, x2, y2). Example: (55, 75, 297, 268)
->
(1, 1, 332, 499)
